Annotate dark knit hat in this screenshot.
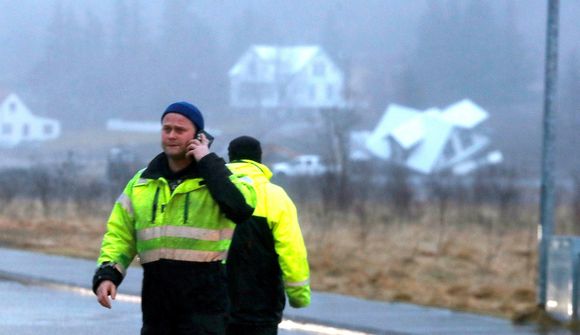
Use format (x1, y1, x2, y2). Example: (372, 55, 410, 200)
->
(228, 136, 262, 163)
(161, 101, 204, 130)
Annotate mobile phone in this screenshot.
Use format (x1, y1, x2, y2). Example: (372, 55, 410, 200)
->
(196, 129, 215, 148)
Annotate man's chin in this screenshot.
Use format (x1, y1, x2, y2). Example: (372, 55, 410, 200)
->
(164, 149, 187, 160)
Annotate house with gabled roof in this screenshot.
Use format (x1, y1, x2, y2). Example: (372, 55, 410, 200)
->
(229, 45, 345, 110)
(362, 99, 502, 175)
(0, 92, 61, 148)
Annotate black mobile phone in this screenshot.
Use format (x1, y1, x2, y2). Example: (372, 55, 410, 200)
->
(196, 129, 215, 148)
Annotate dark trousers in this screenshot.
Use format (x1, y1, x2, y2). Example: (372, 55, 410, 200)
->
(226, 323, 278, 335)
(141, 260, 228, 335)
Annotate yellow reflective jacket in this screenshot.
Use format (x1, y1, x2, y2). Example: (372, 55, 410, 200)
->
(97, 153, 256, 275)
(226, 160, 310, 325)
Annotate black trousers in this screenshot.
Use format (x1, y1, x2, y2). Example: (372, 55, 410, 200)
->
(141, 260, 228, 335)
(226, 323, 278, 335)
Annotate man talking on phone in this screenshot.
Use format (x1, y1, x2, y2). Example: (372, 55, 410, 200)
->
(92, 101, 256, 335)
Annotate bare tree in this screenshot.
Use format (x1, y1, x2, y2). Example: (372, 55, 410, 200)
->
(318, 107, 358, 210)
(425, 171, 453, 252)
(384, 163, 415, 218)
(0, 168, 24, 214)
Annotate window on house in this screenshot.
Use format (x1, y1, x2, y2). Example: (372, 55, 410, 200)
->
(2, 124, 12, 135)
(9, 102, 17, 112)
(22, 124, 29, 136)
(44, 124, 53, 135)
(312, 61, 326, 77)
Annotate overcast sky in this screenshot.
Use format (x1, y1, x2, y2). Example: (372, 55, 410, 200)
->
(2, 0, 580, 84)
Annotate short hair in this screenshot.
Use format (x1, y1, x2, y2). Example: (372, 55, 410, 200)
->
(228, 136, 262, 163)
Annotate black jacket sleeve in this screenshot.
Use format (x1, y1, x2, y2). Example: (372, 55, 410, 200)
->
(197, 153, 254, 223)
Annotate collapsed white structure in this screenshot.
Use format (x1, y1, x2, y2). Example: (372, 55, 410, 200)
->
(361, 99, 502, 175)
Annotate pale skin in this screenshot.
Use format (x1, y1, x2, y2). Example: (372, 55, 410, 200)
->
(96, 112, 210, 309)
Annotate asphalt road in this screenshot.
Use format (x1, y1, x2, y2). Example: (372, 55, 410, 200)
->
(0, 279, 330, 335)
(2, 247, 580, 335)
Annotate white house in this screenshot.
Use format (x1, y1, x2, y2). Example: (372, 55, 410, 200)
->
(363, 99, 502, 175)
(229, 45, 345, 109)
(0, 92, 60, 148)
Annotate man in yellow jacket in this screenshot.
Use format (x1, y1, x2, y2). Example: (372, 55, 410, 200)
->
(92, 102, 256, 335)
(226, 136, 310, 335)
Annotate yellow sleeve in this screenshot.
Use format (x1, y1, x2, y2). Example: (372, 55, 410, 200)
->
(269, 185, 311, 308)
(96, 173, 140, 274)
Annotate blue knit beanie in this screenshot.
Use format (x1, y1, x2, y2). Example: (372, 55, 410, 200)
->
(161, 101, 204, 130)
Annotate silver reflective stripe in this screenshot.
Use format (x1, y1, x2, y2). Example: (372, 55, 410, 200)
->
(140, 249, 227, 264)
(239, 176, 253, 184)
(285, 278, 310, 287)
(137, 226, 234, 241)
(116, 193, 134, 216)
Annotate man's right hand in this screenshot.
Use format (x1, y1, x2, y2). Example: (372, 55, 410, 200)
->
(96, 280, 117, 309)
(186, 133, 210, 161)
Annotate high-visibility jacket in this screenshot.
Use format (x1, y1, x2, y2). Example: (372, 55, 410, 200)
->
(97, 153, 256, 275)
(226, 160, 310, 326)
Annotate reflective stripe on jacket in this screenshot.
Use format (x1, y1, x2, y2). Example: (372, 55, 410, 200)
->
(97, 153, 256, 272)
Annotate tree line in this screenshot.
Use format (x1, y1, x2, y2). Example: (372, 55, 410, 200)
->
(7, 0, 580, 174)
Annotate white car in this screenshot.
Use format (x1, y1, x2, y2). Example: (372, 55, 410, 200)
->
(272, 155, 329, 177)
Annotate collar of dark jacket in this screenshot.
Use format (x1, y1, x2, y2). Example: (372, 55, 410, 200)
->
(141, 153, 200, 180)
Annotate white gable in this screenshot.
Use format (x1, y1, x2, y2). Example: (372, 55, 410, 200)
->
(371, 104, 421, 139)
(229, 45, 320, 77)
(391, 115, 424, 149)
(365, 104, 421, 159)
(0, 93, 31, 118)
(229, 45, 345, 109)
(440, 99, 488, 129)
(254, 45, 319, 74)
(0, 93, 60, 148)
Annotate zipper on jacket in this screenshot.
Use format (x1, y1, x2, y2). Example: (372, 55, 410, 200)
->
(151, 186, 160, 223)
(183, 192, 190, 224)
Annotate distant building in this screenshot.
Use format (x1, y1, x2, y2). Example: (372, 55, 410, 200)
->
(229, 45, 345, 110)
(362, 99, 502, 175)
(0, 92, 60, 148)
(106, 119, 160, 133)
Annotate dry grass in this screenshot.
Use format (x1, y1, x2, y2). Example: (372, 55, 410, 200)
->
(0, 198, 553, 321)
(298, 202, 540, 320)
(0, 200, 107, 259)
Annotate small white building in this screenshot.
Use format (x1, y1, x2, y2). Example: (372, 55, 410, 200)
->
(363, 99, 502, 175)
(229, 45, 345, 109)
(0, 92, 60, 148)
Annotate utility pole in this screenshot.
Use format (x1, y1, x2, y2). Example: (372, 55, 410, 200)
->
(538, 0, 560, 308)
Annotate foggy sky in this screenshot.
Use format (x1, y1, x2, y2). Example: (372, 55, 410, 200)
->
(3, 0, 580, 83)
(1, 0, 580, 175)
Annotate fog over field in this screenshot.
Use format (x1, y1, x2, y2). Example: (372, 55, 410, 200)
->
(0, 1, 579, 177)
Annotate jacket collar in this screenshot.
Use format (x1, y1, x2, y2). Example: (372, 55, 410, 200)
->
(227, 160, 272, 182)
(141, 153, 200, 180)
